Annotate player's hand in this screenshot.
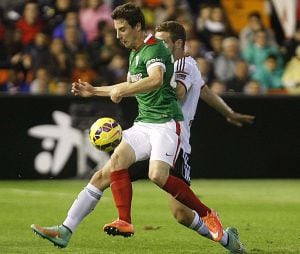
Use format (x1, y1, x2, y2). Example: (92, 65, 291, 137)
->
(226, 112, 255, 127)
(71, 79, 94, 97)
(110, 87, 122, 103)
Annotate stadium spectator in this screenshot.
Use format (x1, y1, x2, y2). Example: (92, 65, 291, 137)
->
(1, 68, 30, 93)
(239, 11, 277, 51)
(90, 28, 125, 69)
(243, 80, 263, 95)
(102, 53, 128, 84)
(242, 29, 283, 72)
(282, 45, 300, 94)
(43, 0, 77, 34)
(52, 11, 86, 46)
(24, 32, 49, 71)
(86, 20, 110, 64)
(195, 56, 215, 85)
(200, 5, 233, 48)
(209, 79, 226, 95)
(36, 38, 72, 79)
(214, 36, 241, 82)
(30, 67, 52, 94)
(153, 0, 191, 26)
(252, 54, 284, 91)
(71, 52, 97, 84)
(79, 0, 113, 42)
(14, 1, 44, 46)
(226, 60, 250, 93)
(131, 0, 156, 31)
(195, 4, 212, 35)
(50, 77, 71, 95)
(63, 25, 86, 60)
(0, 14, 10, 68)
(204, 33, 224, 61)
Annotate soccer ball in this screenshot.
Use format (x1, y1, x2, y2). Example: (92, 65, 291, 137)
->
(89, 117, 122, 152)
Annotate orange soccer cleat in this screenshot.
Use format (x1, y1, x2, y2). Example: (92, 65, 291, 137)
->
(103, 219, 134, 237)
(202, 210, 223, 241)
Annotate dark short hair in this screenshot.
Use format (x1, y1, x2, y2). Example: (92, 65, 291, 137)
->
(111, 3, 145, 30)
(155, 21, 186, 48)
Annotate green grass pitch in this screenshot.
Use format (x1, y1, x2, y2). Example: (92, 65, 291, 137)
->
(0, 179, 299, 254)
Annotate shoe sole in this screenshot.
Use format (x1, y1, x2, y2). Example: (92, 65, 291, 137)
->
(103, 225, 134, 238)
(31, 226, 66, 248)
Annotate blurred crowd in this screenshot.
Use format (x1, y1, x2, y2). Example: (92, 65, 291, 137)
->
(0, 0, 300, 96)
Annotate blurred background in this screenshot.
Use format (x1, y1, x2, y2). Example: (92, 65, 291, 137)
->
(0, 0, 300, 180)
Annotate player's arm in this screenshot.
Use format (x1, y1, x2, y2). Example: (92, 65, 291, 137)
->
(109, 66, 164, 103)
(72, 66, 163, 103)
(200, 85, 255, 127)
(71, 79, 127, 97)
(176, 81, 186, 100)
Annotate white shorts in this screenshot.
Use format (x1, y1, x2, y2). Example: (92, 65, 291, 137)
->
(122, 120, 181, 166)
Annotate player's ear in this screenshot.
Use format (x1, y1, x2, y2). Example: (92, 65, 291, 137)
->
(135, 22, 142, 32)
(175, 39, 184, 49)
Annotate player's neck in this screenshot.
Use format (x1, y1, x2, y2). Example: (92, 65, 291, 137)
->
(173, 49, 185, 61)
(133, 31, 147, 51)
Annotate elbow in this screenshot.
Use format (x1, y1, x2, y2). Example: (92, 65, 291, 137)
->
(177, 91, 185, 100)
(200, 84, 210, 99)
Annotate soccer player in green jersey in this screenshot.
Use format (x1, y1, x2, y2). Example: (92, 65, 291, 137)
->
(97, 3, 225, 240)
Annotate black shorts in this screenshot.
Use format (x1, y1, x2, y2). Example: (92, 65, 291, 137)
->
(128, 149, 191, 186)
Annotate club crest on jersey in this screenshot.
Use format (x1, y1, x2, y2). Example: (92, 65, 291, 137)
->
(128, 73, 143, 83)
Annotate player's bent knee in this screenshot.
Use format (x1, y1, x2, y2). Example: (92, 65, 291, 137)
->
(90, 168, 110, 191)
(148, 170, 166, 187)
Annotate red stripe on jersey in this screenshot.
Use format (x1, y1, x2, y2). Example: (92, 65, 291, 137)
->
(172, 121, 181, 166)
(145, 36, 157, 45)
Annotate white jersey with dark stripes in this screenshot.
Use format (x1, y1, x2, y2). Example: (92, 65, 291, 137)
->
(174, 56, 205, 153)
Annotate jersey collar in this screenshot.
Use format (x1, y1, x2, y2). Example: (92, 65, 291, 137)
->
(133, 33, 154, 51)
(144, 33, 153, 43)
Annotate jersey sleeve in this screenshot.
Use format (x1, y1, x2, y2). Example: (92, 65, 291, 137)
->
(174, 58, 193, 92)
(143, 43, 168, 73)
(175, 57, 205, 92)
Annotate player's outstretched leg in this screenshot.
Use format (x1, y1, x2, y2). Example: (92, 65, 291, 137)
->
(103, 219, 134, 237)
(31, 224, 72, 248)
(224, 227, 247, 254)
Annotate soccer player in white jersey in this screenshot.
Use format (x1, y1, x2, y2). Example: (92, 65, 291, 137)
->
(153, 21, 254, 254)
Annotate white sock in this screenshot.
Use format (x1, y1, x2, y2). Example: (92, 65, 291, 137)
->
(220, 230, 229, 246)
(189, 210, 212, 240)
(63, 183, 102, 233)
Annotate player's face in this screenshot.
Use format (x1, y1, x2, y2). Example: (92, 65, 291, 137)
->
(155, 31, 174, 53)
(114, 19, 139, 49)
